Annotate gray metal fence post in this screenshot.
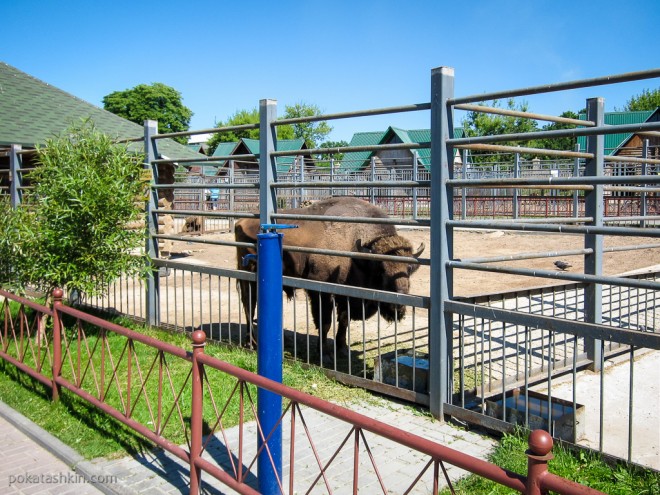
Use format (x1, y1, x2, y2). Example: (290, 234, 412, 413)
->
(513, 149, 520, 219)
(370, 156, 376, 204)
(429, 66, 455, 419)
(412, 150, 419, 219)
(330, 156, 335, 197)
(144, 120, 160, 327)
(299, 156, 306, 204)
(584, 98, 604, 370)
(9, 144, 22, 208)
(641, 139, 649, 228)
(229, 161, 236, 233)
(573, 144, 581, 218)
(461, 149, 468, 220)
(259, 99, 278, 226)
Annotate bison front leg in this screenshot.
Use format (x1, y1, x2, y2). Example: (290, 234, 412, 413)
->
(238, 279, 257, 347)
(308, 291, 337, 365)
(335, 311, 350, 356)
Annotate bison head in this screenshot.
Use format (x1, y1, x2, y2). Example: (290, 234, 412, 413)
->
(357, 235, 425, 322)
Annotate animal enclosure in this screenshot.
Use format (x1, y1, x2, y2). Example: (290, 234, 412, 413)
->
(6, 67, 660, 470)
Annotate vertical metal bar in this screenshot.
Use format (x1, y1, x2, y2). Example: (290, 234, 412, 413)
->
(229, 162, 236, 233)
(370, 156, 376, 204)
(513, 150, 520, 220)
(9, 144, 22, 208)
(260, 99, 277, 226)
(599, 340, 605, 452)
(144, 120, 160, 327)
(573, 144, 581, 218)
(257, 230, 283, 495)
(51, 289, 63, 402)
(190, 330, 206, 495)
(429, 66, 455, 419)
(299, 156, 306, 206)
(461, 149, 468, 220)
(412, 150, 419, 219)
(641, 140, 649, 228)
(584, 98, 604, 370)
(329, 156, 335, 198)
(628, 346, 634, 463)
(525, 431, 554, 495)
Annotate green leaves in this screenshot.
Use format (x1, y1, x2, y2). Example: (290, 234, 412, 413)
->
(102, 83, 193, 144)
(0, 120, 149, 297)
(622, 88, 660, 112)
(206, 102, 332, 155)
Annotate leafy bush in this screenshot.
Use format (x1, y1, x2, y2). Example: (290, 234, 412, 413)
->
(0, 119, 150, 296)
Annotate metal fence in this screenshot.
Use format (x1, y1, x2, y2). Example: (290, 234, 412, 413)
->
(0, 288, 608, 495)
(5, 67, 660, 471)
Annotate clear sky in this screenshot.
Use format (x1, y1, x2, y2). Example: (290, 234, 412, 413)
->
(2, 0, 658, 143)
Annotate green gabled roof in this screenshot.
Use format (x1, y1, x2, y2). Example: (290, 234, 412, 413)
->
(339, 127, 464, 173)
(577, 110, 658, 155)
(0, 62, 203, 161)
(340, 131, 387, 173)
(212, 141, 240, 157)
(207, 141, 241, 172)
(240, 137, 306, 172)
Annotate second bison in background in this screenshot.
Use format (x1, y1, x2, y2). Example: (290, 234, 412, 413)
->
(235, 196, 424, 360)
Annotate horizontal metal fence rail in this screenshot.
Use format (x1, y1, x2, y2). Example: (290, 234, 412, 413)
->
(0, 289, 606, 494)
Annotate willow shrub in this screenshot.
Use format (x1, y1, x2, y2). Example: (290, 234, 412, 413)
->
(1, 119, 150, 297)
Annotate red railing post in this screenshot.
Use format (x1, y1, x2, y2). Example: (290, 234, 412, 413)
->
(52, 288, 63, 402)
(525, 430, 553, 495)
(190, 329, 206, 495)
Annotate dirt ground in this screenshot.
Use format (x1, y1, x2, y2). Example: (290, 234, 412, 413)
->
(166, 228, 660, 298)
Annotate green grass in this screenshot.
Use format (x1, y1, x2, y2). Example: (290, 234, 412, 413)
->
(440, 428, 660, 495)
(2, 304, 658, 494)
(0, 310, 377, 460)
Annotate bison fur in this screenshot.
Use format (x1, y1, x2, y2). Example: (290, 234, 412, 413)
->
(234, 196, 424, 361)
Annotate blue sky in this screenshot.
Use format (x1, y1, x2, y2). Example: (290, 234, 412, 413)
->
(2, 0, 658, 143)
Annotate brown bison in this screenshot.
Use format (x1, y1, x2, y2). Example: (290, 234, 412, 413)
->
(234, 196, 424, 360)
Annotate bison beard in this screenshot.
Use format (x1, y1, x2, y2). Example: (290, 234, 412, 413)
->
(234, 196, 424, 363)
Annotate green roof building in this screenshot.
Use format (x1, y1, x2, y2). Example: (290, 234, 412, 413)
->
(0, 62, 207, 206)
(0, 62, 204, 161)
(206, 137, 308, 175)
(339, 126, 465, 174)
(577, 109, 660, 155)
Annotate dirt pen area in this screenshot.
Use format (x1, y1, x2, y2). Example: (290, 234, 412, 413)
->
(165, 228, 660, 300)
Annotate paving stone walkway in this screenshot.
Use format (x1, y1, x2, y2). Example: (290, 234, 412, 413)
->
(90, 400, 496, 494)
(0, 399, 496, 494)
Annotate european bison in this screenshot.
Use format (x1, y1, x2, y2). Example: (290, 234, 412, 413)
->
(234, 196, 424, 360)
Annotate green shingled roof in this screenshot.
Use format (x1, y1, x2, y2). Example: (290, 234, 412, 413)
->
(577, 110, 658, 155)
(225, 137, 306, 173)
(339, 127, 464, 173)
(0, 62, 203, 161)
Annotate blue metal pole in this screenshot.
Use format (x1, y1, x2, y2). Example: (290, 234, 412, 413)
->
(257, 229, 283, 495)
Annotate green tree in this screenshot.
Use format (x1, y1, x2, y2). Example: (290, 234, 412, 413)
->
(317, 140, 349, 162)
(0, 120, 150, 298)
(103, 83, 193, 144)
(462, 99, 539, 164)
(283, 102, 333, 149)
(206, 102, 331, 155)
(206, 108, 295, 155)
(530, 110, 580, 155)
(621, 88, 660, 111)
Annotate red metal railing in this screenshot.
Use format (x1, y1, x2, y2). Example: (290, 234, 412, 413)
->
(0, 288, 606, 494)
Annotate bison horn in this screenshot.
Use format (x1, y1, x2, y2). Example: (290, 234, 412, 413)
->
(414, 243, 425, 258)
(355, 239, 371, 253)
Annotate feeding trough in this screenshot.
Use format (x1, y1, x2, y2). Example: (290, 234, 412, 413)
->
(374, 349, 429, 394)
(484, 389, 585, 443)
